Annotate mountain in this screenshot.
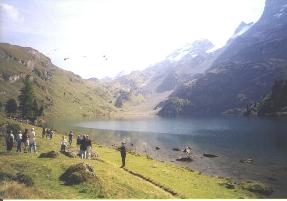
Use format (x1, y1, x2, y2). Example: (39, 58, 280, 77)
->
(158, 0, 287, 117)
(102, 39, 222, 114)
(0, 43, 116, 120)
(245, 80, 287, 116)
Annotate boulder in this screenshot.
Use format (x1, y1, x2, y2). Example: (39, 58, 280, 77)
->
(39, 151, 59, 158)
(0, 172, 34, 186)
(13, 173, 34, 186)
(225, 183, 235, 189)
(172, 148, 180, 151)
(203, 153, 219, 158)
(240, 159, 253, 164)
(0, 172, 13, 181)
(60, 163, 96, 185)
(155, 146, 160, 150)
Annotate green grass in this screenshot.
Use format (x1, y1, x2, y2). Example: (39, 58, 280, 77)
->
(0, 43, 117, 121)
(0, 117, 271, 199)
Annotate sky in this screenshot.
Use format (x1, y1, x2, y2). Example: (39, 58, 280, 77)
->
(0, 0, 265, 79)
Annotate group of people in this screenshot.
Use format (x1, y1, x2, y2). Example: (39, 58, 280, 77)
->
(5, 128, 37, 153)
(42, 127, 55, 139)
(4, 126, 127, 168)
(59, 131, 92, 160)
(77, 134, 92, 159)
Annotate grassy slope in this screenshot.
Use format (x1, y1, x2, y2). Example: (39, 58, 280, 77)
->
(0, 116, 267, 199)
(0, 43, 117, 120)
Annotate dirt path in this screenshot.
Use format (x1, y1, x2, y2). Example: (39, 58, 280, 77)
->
(95, 158, 181, 198)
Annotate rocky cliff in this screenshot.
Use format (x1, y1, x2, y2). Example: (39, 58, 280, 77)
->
(158, 0, 287, 117)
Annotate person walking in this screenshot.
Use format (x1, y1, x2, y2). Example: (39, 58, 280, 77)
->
(80, 135, 87, 159)
(68, 130, 74, 145)
(29, 128, 37, 153)
(120, 142, 126, 168)
(16, 130, 22, 152)
(22, 129, 29, 153)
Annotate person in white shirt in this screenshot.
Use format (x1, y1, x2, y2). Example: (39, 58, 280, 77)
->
(29, 128, 37, 153)
(60, 136, 68, 152)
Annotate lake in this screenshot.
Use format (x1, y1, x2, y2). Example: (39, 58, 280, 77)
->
(52, 116, 287, 197)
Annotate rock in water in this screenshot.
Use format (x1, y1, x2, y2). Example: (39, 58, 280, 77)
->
(39, 151, 59, 158)
(225, 183, 235, 189)
(176, 157, 193, 162)
(60, 163, 96, 185)
(172, 148, 180, 151)
(203, 153, 219, 158)
(155, 146, 160, 150)
(240, 159, 253, 164)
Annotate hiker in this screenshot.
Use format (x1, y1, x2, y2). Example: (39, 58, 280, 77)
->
(16, 130, 22, 152)
(42, 127, 46, 138)
(60, 136, 68, 152)
(46, 129, 50, 139)
(6, 131, 14, 151)
(120, 142, 126, 168)
(76, 135, 81, 148)
(29, 128, 37, 153)
(68, 130, 74, 145)
(80, 134, 87, 159)
(50, 129, 54, 139)
(86, 135, 92, 159)
(22, 129, 29, 153)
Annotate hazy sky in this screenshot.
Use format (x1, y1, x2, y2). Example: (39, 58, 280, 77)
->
(0, 0, 265, 79)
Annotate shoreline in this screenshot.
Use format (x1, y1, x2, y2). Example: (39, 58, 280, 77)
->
(0, 116, 282, 198)
(80, 128, 287, 198)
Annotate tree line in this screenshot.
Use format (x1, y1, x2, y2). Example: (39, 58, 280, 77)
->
(1, 76, 44, 122)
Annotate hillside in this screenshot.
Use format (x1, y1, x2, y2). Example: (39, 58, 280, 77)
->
(101, 39, 222, 115)
(0, 43, 116, 120)
(157, 0, 287, 117)
(0, 116, 273, 199)
(245, 80, 287, 116)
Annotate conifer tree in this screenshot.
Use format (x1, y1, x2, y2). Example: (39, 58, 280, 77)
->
(18, 76, 35, 120)
(5, 98, 18, 114)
